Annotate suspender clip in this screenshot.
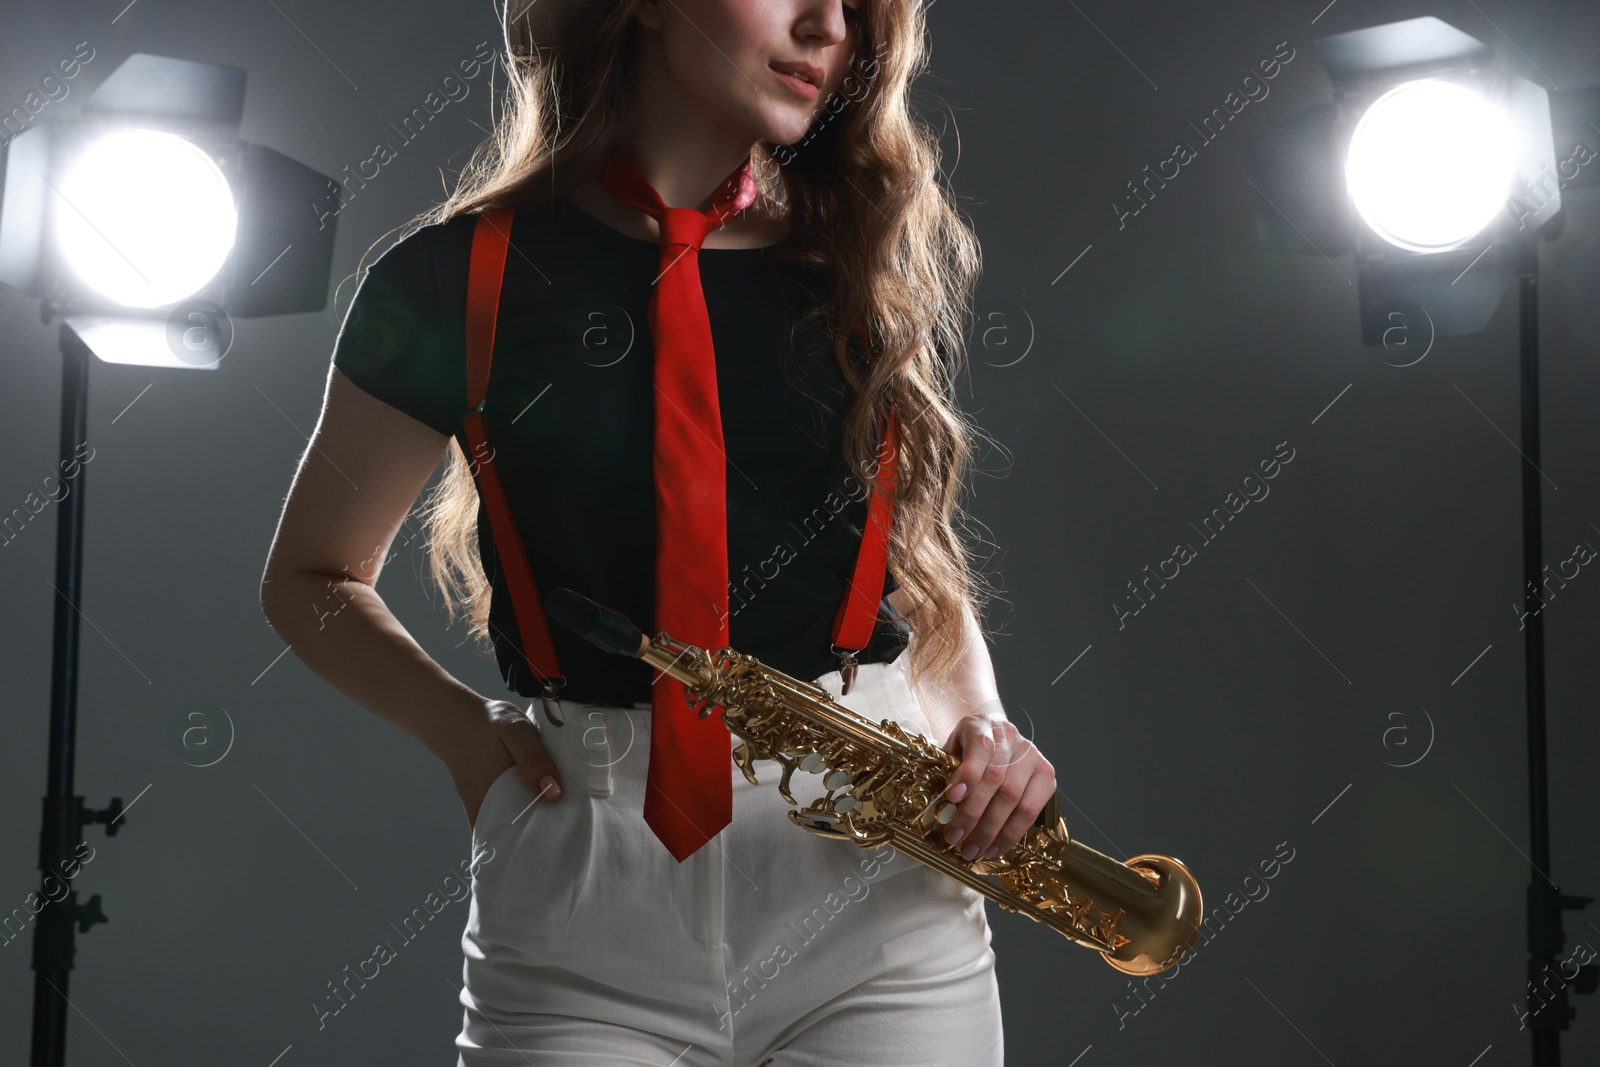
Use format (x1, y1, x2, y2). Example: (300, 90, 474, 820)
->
(830, 645, 859, 696)
(540, 678, 566, 727)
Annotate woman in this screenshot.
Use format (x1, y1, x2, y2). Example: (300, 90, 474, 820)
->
(260, 0, 1056, 1062)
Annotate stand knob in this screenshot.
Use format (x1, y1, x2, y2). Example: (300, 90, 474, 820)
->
(65, 891, 108, 934)
(80, 797, 124, 837)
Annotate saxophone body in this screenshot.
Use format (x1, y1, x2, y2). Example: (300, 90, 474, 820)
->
(637, 631, 1204, 976)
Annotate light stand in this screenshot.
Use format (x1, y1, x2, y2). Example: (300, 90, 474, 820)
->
(0, 52, 339, 1067)
(29, 321, 124, 1067)
(1514, 240, 1599, 1059)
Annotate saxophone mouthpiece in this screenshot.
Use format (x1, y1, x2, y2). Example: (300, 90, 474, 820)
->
(545, 587, 650, 657)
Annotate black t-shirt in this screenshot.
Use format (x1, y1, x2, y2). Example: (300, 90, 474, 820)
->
(331, 195, 910, 707)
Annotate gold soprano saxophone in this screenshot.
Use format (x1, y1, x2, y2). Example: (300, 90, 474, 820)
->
(546, 588, 1203, 975)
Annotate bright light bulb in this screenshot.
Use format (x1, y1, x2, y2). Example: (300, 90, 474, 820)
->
(1344, 79, 1514, 253)
(54, 128, 238, 308)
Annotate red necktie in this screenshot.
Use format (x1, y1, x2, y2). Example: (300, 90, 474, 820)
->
(596, 147, 759, 862)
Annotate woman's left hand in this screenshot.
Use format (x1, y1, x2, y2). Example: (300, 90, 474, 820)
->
(939, 706, 1056, 861)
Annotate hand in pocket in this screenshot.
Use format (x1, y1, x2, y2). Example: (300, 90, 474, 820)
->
(448, 698, 565, 832)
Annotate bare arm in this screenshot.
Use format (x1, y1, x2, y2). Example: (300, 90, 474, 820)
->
(259, 367, 562, 824)
(888, 585, 1055, 861)
(889, 586, 1000, 748)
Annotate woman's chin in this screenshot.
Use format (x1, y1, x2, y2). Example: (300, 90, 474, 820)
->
(742, 106, 821, 150)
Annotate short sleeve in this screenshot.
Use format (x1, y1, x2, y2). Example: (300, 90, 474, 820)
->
(332, 226, 464, 437)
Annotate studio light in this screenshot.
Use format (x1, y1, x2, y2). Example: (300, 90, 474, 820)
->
(0, 52, 339, 367)
(1243, 17, 1600, 1065)
(54, 127, 239, 308)
(0, 52, 343, 1067)
(1241, 16, 1574, 343)
(1344, 78, 1515, 253)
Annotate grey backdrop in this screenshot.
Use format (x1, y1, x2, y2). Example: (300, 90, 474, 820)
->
(3, 0, 1598, 1064)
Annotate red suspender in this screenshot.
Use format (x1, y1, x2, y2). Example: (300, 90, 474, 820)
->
(834, 323, 902, 687)
(829, 403, 900, 665)
(461, 206, 898, 701)
(462, 207, 566, 698)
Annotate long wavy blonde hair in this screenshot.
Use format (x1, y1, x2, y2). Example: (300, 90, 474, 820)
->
(372, 0, 998, 697)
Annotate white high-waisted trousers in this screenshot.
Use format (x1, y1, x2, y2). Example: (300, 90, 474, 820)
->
(455, 650, 1004, 1066)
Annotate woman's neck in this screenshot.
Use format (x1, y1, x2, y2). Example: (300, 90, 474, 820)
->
(566, 174, 788, 250)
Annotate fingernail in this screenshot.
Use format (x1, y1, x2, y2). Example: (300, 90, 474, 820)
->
(945, 827, 965, 845)
(946, 782, 968, 803)
(960, 842, 980, 861)
(538, 775, 560, 799)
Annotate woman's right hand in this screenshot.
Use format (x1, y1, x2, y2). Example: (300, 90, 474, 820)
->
(448, 698, 564, 832)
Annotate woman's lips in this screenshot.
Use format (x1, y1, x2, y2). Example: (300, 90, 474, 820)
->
(770, 65, 820, 101)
